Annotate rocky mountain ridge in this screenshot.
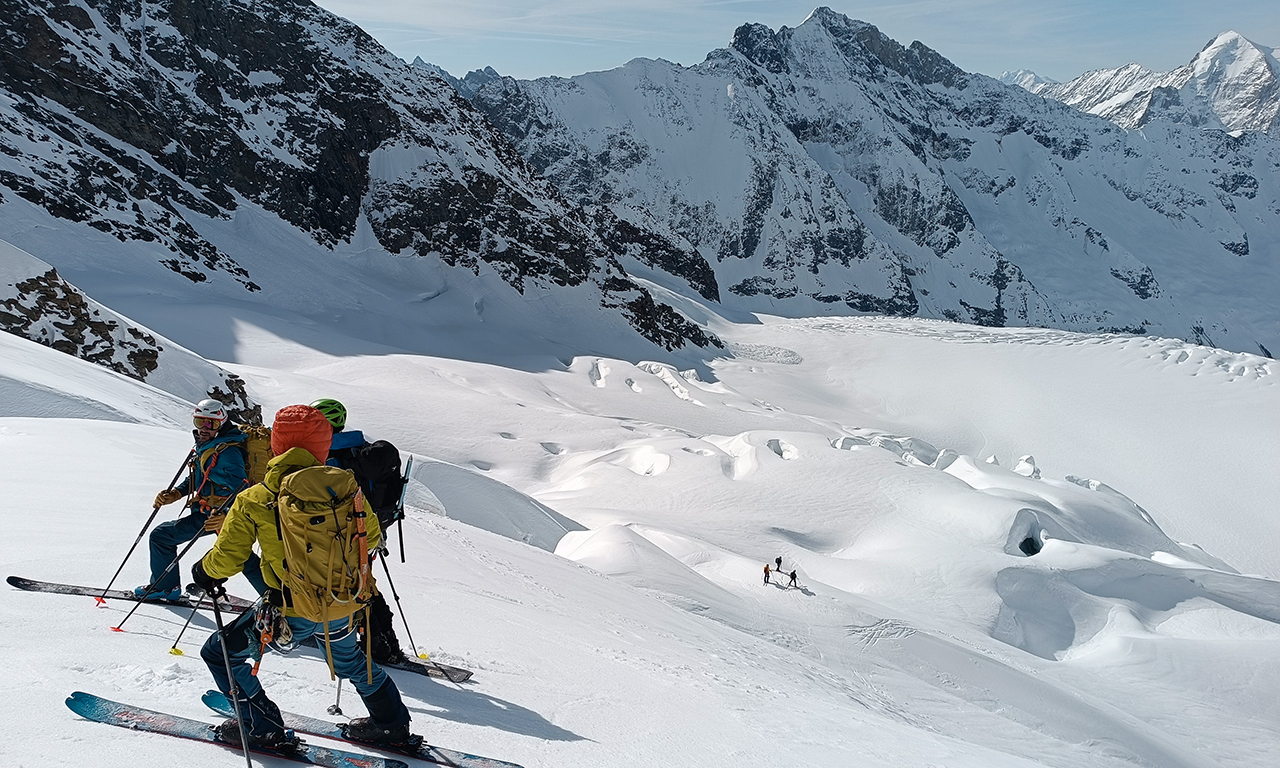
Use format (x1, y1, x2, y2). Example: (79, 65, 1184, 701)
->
(450, 8, 1279, 356)
(0, 0, 716, 374)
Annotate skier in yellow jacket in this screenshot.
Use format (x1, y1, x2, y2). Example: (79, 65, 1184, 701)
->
(192, 404, 412, 750)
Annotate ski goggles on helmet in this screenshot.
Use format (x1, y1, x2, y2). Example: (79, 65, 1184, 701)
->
(194, 416, 223, 430)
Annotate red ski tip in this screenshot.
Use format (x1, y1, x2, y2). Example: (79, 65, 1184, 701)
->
(110, 626, 124, 632)
(94, 597, 106, 606)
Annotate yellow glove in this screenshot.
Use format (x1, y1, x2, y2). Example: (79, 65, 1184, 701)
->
(154, 489, 185, 507)
(203, 513, 227, 533)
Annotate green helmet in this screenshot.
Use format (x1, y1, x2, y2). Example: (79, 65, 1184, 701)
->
(309, 398, 347, 430)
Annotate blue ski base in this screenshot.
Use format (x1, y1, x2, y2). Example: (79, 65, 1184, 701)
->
(204, 690, 525, 768)
(66, 691, 408, 768)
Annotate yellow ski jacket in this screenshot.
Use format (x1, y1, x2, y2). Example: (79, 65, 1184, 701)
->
(199, 447, 382, 615)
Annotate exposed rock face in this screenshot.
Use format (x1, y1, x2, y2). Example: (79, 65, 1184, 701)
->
(412, 59, 502, 99)
(0, 239, 259, 420)
(1, 267, 160, 379)
(459, 8, 1280, 355)
(0, 0, 714, 352)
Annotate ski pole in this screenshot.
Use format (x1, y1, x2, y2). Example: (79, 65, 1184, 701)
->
(97, 449, 195, 603)
(327, 678, 344, 717)
(169, 601, 202, 655)
(211, 590, 254, 768)
(112, 482, 245, 632)
(377, 552, 423, 659)
(111, 527, 210, 632)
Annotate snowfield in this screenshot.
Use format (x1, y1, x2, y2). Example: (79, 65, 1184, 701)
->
(2, 285, 1277, 768)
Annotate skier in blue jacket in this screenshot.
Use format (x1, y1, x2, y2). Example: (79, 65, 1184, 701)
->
(140, 399, 263, 600)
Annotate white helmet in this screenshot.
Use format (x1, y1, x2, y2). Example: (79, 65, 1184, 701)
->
(193, 399, 228, 426)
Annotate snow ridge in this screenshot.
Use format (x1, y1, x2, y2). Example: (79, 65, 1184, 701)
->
(0, 239, 258, 420)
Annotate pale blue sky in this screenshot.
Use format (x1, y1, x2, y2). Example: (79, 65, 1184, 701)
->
(312, 1, 1279, 82)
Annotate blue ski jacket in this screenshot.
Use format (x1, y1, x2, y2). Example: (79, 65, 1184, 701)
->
(327, 429, 367, 455)
(176, 427, 248, 511)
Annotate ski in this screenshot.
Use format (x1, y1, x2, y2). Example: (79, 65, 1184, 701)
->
(204, 690, 524, 768)
(298, 635, 474, 682)
(379, 655, 473, 683)
(7, 575, 254, 613)
(67, 691, 409, 768)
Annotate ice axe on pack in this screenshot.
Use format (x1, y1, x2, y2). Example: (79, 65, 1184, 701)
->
(96, 449, 194, 605)
(396, 456, 412, 563)
(111, 479, 246, 633)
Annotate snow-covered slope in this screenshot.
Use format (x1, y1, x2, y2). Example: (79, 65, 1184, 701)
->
(461, 9, 1280, 357)
(0, 0, 713, 356)
(0, 324, 191, 424)
(1, 238, 259, 420)
(2, 273, 1277, 767)
(1007, 31, 1280, 137)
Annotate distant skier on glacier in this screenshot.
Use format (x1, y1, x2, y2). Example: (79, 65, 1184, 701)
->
(763, 563, 771, 585)
(310, 398, 412, 666)
(192, 404, 413, 750)
(139, 399, 263, 600)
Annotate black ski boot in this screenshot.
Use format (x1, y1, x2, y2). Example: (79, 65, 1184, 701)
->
(343, 678, 415, 746)
(343, 717, 416, 746)
(364, 592, 410, 665)
(214, 718, 300, 751)
(213, 691, 296, 750)
(371, 628, 408, 665)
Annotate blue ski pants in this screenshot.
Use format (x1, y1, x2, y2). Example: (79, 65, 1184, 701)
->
(148, 508, 266, 594)
(201, 610, 388, 702)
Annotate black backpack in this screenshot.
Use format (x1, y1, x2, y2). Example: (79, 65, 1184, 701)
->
(332, 440, 408, 529)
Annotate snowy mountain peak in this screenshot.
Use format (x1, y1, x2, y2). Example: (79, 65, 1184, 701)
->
(1190, 30, 1278, 92)
(695, 13, 945, 112)
(1194, 30, 1273, 72)
(795, 5, 882, 38)
(999, 69, 1058, 90)
(729, 21, 788, 72)
(1011, 30, 1280, 136)
(411, 58, 503, 98)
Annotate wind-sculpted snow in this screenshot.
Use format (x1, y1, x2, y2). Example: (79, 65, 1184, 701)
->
(541, 411, 1279, 768)
(404, 454, 585, 552)
(462, 8, 1280, 356)
(0, 327, 189, 424)
(0, 0, 715, 352)
(550, 413, 1280, 671)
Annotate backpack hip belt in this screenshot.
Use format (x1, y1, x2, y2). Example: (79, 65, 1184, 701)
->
(198, 494, 231, 514)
